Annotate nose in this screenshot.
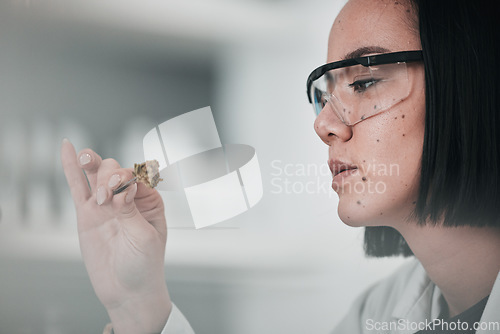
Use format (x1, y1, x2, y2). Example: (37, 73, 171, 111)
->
(314, 103, 353, 145)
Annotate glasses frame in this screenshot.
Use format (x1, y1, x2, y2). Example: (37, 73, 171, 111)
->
(306, 50, 424, 107)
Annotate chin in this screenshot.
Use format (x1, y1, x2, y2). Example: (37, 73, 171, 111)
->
(337, 207, 366, 227)
(337, 200, 383, 228)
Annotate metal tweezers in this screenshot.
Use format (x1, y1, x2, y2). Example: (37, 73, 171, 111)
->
(112, 177, 137, 195)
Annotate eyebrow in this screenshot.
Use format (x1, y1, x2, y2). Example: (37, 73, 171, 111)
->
(342, 46, 391, 60)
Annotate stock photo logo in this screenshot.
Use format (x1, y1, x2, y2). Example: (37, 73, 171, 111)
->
(143, 106, 263, 229)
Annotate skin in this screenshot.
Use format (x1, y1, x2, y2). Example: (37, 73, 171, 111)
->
(315, 0, 426, 228)
(61, 139, 171, 334)
(316, 0, 500, 317)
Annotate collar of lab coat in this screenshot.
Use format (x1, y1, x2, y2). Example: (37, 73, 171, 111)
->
(391, 261, 500, 333)
(478, 271, 500, 334)
(391, 261, 440, 322)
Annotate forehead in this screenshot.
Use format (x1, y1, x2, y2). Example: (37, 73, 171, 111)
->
(328, 0, 419, 62)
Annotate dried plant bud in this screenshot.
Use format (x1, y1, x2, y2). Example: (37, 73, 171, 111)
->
(132, 160, 163, 188)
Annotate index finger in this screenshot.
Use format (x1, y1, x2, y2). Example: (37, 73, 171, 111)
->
(61, 138, 91, 204)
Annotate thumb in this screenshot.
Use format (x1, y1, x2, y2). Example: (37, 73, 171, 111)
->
(115, 183, 153, 236)
(116, 182, 141, 220)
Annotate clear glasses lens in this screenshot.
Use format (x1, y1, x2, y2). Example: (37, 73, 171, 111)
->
(310, 62, 410, 125)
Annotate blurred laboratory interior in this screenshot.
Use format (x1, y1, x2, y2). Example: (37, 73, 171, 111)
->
(0, 0, 410, 333)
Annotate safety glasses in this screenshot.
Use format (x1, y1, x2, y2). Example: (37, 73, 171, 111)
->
(306, 50, 423, 126)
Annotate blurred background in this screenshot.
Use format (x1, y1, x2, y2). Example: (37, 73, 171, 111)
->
(0, 0, 410, 333)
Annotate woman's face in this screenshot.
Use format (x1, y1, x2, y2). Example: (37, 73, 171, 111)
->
(314, 0, 426, 228)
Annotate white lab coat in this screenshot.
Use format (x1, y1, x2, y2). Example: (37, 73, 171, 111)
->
(332, 259, 500, 334)
(118, 259, 500, 334)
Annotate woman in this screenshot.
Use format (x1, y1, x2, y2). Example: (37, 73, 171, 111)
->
(309, 0, 500, 332)
(61, 0, 500, 333)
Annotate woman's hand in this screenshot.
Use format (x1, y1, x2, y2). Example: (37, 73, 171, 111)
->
(60, 139, 171, 334)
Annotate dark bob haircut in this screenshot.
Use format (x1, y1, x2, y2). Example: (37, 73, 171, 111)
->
(364, 0, 500, 257)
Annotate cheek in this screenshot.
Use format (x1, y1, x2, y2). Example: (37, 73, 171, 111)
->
(371, 112, 423, 183)
(357, 111, 422, 168)
(361, 87, 426, 169)
(340, 106, 425, 220)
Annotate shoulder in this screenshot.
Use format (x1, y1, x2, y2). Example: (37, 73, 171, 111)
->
(332, 259, 428, 334)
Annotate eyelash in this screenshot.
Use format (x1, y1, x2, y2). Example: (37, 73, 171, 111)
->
(320, 93, 330, 107)
(349, 79, 380, 93)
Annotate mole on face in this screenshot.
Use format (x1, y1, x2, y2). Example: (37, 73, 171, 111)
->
(325, 0, 425, 226)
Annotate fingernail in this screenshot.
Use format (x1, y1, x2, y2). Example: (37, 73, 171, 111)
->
(79, 153, 92, 166)
(108, 174, 121, 188)
(96, 186, 106, 205)
(62, 138, 70, 144)
(125, 183, 137, 203)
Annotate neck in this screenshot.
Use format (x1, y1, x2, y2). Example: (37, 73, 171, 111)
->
(397, 224, 500, 317)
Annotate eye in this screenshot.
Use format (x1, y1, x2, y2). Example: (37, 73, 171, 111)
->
(348, 79, 379, 93)
(314, 88, 330, 108)
(320, 93, 330, 108)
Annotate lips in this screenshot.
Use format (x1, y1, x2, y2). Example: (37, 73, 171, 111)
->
(328, 159, 358, 177)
